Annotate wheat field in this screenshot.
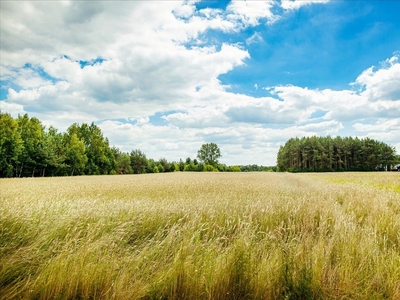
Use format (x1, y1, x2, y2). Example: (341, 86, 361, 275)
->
(1, 172, 399, 299)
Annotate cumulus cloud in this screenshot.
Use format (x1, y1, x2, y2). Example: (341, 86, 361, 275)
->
(353, 55, 400, 101)
(353, 118, 400, 148)
(226, 0, 279, 27)
(266, 56, 400, 123)
(353, 118, 400, 133)
(1, 0, 250, 127)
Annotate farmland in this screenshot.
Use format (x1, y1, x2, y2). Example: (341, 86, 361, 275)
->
(1, 172, 399, 299)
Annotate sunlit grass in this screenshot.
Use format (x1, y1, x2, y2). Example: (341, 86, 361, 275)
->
(1, 172, 399, 299)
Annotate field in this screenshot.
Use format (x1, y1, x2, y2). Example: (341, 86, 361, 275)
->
(1, 172, 399, 299)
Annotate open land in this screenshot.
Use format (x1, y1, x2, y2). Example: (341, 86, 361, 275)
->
(1, 172, 399, 299)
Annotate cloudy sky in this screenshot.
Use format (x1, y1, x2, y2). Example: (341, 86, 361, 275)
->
(1, 0, 400, 165)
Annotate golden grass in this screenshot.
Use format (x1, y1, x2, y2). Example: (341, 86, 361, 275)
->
(1, 172, 399, 299)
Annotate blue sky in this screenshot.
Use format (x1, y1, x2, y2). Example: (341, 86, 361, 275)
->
(1, 0, 399, 165)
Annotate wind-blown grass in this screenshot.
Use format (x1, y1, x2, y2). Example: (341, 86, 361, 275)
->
(1, 172, 399, 299)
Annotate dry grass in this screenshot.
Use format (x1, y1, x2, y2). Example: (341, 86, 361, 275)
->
(1, 172, 399, 299)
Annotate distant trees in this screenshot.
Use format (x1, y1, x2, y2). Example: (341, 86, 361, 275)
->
(43, 126, 67, 176)
(2, 112, 397, 177)
(64, 132, 87, 176)
(277, 136, 397, 172)
(239, 165, 276, 172)
(114, 148, 132, 174)
(16, 114, 45, 177)
(0, 112, 117, 177)
(71, 123, 115, 175)
(130, 150, 148, 174)
(0, 112, 281, 177)
(0, 112, 275, 177)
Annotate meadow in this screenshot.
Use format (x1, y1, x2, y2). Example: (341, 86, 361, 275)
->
(1, 172, 399, 299)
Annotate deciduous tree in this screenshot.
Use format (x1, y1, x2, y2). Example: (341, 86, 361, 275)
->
(0, 112, 23, 177)
(130, 149, 148, 174)
(197, 143, 221, 166)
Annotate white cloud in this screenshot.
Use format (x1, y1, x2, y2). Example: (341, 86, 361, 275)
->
(353, 55, 400, 101)
(268, 56, 400, 122)
(0, 101, 25, 116)
(353, 118, 400, 133)
(352, 119, 400, 147)
(281, 0, 330, 11)
(227, 0, 279, 27)
(173, 2, 196, 19)
(246, 32, 263, 45)
(1, 1, 399, 165)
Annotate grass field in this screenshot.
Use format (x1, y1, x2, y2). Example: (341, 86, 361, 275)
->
(1, 172, 399, 299)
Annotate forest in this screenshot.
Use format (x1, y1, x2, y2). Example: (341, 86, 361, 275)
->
(0, 112, 274, 178)
(277, 136, 398, 172)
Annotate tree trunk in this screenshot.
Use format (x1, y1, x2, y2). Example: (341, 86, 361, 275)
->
(18, 164, 23, 177)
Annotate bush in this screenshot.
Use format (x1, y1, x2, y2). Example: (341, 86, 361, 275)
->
(204, 164, 218, 172)
(184, 163, 198, 172)
(229, 166, 241, 172)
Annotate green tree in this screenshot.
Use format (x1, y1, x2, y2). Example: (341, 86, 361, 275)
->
(204, 164, 217, 172)
(184, 163, 198, 172)
(113, 148, 132, 174)
(75, 123, 114, 175)
(178, 159, 185, 171)
(16, 114, 46, 177)
(172, 162, 180, 172)
(64, 132, 87, 176)
(130, 149, 148, 174)
(146, 158, 156, 173)
(277, 136, 397, 172)
(158, 158, 171, 172)
(229, 166, 241, 172)
(42, 126, 67, 176)
(0, 112, 23, 177)
(197, 143, 221, 166)
(156, 163, 164, 173)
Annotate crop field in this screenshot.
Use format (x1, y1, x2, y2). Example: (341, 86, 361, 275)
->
(1, 172, 399, 299)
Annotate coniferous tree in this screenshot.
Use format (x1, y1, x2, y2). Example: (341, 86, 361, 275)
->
(277, 136, 397, 172)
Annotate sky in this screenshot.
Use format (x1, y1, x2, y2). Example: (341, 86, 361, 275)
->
(1, 0, 400, 166)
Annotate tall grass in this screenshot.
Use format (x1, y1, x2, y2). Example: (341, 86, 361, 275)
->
(1, 172, 399, 299)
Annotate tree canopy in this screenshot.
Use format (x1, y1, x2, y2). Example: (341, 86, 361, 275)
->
(277, 136, 397, 172)
(197, 143, 221, 166)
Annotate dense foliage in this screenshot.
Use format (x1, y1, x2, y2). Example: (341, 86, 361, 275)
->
(197, 142, 221, 166)
(277, 136, 398, 172)
(0, 112, 273, 177)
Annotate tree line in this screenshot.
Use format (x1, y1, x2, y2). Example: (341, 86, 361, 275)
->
(277, 136, 398, 172)
(0, 112, 274, 177)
